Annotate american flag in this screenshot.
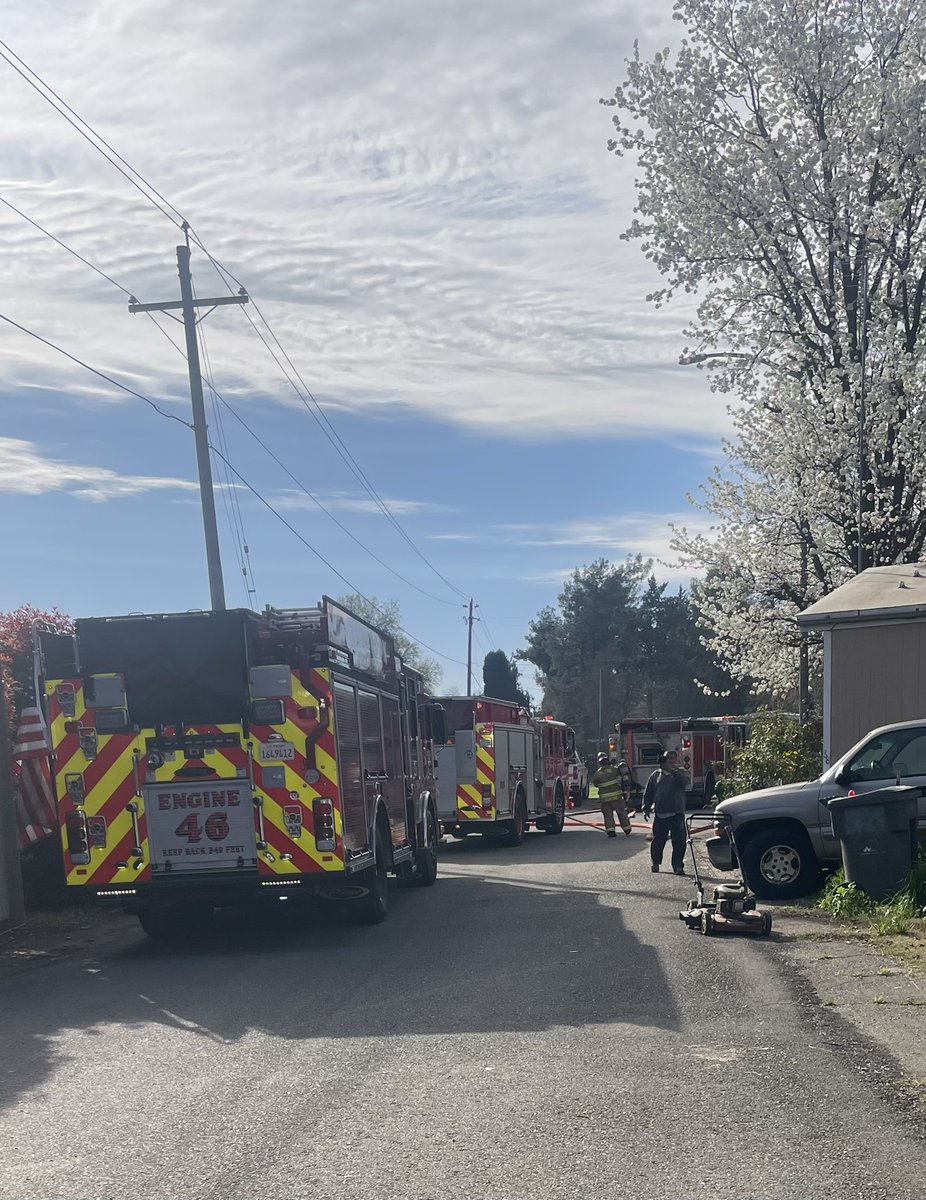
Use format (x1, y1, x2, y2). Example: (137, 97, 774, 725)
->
(11, 669, 57, 848)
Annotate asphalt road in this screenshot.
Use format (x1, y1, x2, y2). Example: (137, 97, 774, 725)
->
(1, 820, 924, 1199)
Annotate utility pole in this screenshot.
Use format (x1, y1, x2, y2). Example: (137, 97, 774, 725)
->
(465, 599, 478, 696)
(128, 226, 249, 611)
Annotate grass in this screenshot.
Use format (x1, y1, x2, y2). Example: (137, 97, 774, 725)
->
(809, 863, 926, 972)
(817, 861, 926, 937)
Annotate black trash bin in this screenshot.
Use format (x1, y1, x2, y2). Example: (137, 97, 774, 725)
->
(827, 786, 921, 902)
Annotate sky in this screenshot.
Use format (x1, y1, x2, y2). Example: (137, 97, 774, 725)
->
(0, 0, 731, 696)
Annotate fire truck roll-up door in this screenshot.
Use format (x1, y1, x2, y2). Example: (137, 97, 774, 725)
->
(495, 727, 532, 815)
(433, 744, 458, 822)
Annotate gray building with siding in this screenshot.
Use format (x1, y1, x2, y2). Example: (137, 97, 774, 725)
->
(798, 564, 926, 767)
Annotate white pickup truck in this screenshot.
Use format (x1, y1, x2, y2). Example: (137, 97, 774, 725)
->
(567, 752, 589, 805)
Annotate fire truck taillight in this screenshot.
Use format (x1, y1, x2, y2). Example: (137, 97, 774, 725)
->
(65, 810, 91, 864)
(682, 737, 692, 749)
(312, 798, 336, 851)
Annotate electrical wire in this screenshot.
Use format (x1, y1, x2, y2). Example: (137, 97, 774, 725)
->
(0, 310, 192, 430)
(206, 448, 469, 668)
(0, 39, 469, 607)
(0, 40, 183, 229)
(0, 192, 134, 297)
(145, 310, 461, 608)
(188, 235, 470, 604)
(0, 310, 468, 668)
(0, 42, 475, 633)
(196, 312, 259, 609)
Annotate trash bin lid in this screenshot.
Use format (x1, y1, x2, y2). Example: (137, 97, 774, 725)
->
(827, 784, 923, 810)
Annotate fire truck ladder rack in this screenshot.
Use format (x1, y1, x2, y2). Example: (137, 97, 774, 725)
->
(262, 605, 325, 631)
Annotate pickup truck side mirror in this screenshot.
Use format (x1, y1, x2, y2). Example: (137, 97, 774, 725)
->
(833, 766, 850, 787)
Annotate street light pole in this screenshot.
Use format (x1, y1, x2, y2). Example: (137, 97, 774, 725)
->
(597, 665, 603, 748)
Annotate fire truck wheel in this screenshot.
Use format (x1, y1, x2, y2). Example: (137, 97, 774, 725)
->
(354, 821, 390, 925)
(408, 806, 439, 887)
(137, 902, 214, 941)
(502, 792, 528, 846)
(542, 785, 566, 835)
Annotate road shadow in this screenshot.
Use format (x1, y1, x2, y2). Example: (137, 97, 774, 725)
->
(0, 854, 679, 1112)
(439, 821, 652, 866)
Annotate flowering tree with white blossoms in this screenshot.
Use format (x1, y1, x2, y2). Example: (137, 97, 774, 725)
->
(604, 0, 926, 697)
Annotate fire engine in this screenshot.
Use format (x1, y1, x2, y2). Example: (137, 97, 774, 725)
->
(433, 696, 570, 842)
(616, 716, 749, 804)
(37, 599, 443, 937)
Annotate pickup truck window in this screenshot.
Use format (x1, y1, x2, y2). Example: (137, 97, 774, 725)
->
(845, 727, 926, 782)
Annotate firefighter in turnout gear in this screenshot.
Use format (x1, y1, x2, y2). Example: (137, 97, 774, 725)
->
(592, 752, 632, 838)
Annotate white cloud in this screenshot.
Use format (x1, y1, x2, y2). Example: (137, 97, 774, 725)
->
(0, 0, 728, 441)
(501, 512, 719, 583)
(0, 435, 197, 501)
(269, 489, 445, 516)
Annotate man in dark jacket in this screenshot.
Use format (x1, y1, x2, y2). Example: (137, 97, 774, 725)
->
(642, 751, 688, 874)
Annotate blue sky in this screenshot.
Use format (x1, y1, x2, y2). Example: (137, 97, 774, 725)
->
(0, 0, 730, 695)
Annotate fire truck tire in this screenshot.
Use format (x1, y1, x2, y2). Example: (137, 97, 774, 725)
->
(542, 784, 566, 835)
(354, 820, 390, 924)
(137, 902, 214, 941)
(408, 805, 439, 887)
(502, 792, 528, 846)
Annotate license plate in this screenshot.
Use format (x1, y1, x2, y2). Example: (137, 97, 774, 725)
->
(259, 741, 295, 762)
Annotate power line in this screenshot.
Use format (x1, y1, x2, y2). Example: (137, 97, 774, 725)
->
(146, 309, 461, 608)
(188, 236, 469, 604)
(0, 40, 469, 607)
(0, 310, 468, 669)
(195, 312, 259, 609)
(0, 43, 474, 637)
(232, 300, 468, 600)
(0, 311, 191, 430)
(206, 448, 468, 669)
(0, 192, 133, 296)
(0, 38, 185, 230)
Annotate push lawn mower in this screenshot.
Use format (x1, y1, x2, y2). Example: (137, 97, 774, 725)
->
(679, 813, 772, 937)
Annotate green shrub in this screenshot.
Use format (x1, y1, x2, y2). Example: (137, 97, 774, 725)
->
(817, 869, 876, 921)
(818, 860, 926, 935)
(727, 711, 823, 796)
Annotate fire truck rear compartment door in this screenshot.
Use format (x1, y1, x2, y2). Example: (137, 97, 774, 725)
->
(491, 724, 513, 820)
(454, 731, 476, 784)
(434, 745, 458, 820)
(144, 779, 257, 873)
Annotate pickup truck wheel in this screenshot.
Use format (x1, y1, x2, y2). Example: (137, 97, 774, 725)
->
(740, 825, 822, 901)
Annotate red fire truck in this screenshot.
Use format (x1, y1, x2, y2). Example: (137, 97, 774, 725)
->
(616, 716, 749, 804)
(434, 696, 570, 843)
(38, 599, 443, 936)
